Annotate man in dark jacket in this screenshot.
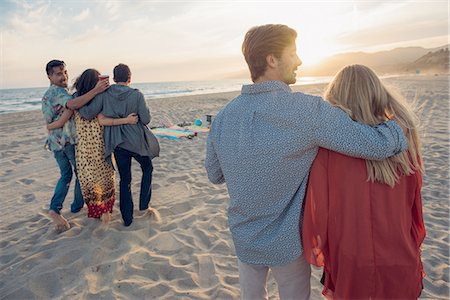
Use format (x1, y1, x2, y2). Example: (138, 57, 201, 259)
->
(79, 63, 160, 226)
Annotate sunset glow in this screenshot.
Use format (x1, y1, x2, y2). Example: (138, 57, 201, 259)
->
(0, 0, 448, 88)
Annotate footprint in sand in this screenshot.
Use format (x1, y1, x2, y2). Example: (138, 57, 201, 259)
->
(42, 153, 52, 159)
(7, 220, 24, 230)
(0, 240, 9, 249)
(12, 158, 23, 164)
(224, 275, 239, 285)
(167, 175, 190, 183)
(22, 194, 36, 203)
(19, 178, 35, 185)
(28, 215, 42, 222)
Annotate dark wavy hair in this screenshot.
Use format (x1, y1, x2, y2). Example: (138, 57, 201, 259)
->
(72, 69, 100, 96)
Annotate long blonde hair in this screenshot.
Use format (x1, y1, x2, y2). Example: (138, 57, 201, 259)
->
(324, 64, 422, 187)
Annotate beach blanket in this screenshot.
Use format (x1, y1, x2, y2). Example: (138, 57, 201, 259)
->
(151, 125, 209, 140)
(182, 125, 210, 133)
(151, 127, 196, 140)
(172, 125, 210, 134)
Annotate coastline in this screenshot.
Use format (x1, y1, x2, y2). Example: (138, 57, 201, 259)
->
(0, 75, 448, 299)
(0, 73, 446, 117)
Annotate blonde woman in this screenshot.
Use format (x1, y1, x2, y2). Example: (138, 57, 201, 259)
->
(302, 65, 426, 299)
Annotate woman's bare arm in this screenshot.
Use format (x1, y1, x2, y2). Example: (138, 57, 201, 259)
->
(97, 113, 139, 126)
(47, 109, 74, 130)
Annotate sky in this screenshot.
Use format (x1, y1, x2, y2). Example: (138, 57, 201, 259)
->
(0, 0, 448, 89)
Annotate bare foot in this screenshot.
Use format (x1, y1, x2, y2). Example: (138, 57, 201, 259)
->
(139, 207, 161, 222)
(100, 212, 111, 224)
(48, 210, 70, 233)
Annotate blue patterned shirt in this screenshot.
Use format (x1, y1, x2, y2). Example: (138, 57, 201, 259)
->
(41, 84, 77, 151)
(205, 81, 407, 266)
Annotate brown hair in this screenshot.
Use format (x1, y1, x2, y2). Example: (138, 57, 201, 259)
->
(71, 69, 100, 96)
(242, 24, 297, 82)
(324, 64, 422, 187)
(113, 63, 131, 83)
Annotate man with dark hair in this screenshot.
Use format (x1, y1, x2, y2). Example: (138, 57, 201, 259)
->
(42, 59, 108, 232)
(113, 63, 131, 83)
(79, 63, 160, 227)
(205, 24, 408, 299)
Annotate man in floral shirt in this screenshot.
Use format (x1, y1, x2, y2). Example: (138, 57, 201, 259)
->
(42, 60, 108, 232)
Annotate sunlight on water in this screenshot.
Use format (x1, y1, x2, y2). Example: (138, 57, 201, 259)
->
(0, 77, 333, 114)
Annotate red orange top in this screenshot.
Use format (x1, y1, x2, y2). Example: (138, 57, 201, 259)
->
(302, 148, 426, 299)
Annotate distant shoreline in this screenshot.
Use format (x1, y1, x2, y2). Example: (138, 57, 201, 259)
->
(0, 74, 447, 116)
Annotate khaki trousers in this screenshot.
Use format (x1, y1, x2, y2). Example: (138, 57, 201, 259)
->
(238, 254, 311, 300)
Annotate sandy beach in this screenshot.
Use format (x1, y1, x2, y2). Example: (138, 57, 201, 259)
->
(0, 75, 448, 299)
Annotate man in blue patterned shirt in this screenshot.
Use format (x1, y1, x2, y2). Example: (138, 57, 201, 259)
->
(205, 24, 407, 300)
(42, 60, 108, 232)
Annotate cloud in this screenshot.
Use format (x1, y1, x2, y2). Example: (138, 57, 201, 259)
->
(69, 25, 110, 43)
(101, 1, 120, 20)
(333, 1, 449, 51)
(73, 8, 90, 22)
(3, 1, 57, 37)
(0, 0, 448, 88)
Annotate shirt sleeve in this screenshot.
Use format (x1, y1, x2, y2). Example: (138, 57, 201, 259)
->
(137, 92, 151, 125)
(42, 88, 72, 124)
(311, 95, 407, 160)
(53, 89, 73, 108)
(205, 117, 225, 184)
(78, 96, 103, 120)
(41, 99, 54, 124)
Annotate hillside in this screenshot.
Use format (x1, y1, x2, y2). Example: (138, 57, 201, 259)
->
(223, 44, 449, 79)
(401, 48, 449, 74)
(301, 45, 449, 76)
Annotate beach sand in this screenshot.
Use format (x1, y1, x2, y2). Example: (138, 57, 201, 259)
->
(0, 75, 448, 299)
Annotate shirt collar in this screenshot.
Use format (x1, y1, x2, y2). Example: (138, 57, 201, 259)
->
(50, 84, 68, 91)
(241, 80, 292, 95)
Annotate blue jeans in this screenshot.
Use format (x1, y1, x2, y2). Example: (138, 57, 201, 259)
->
(114, 147, 153, 226)
(49, 144, 84, 214)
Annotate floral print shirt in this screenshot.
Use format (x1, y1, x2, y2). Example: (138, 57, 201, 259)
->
(41, 84, 77, 151)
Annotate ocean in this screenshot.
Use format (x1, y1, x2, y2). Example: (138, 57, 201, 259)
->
(0, 77, 332, 114)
